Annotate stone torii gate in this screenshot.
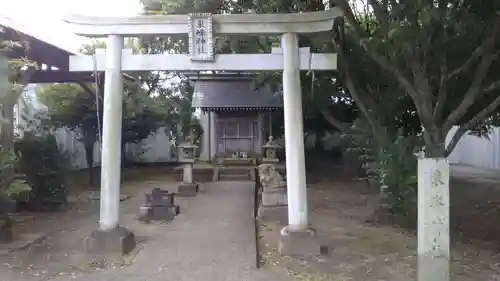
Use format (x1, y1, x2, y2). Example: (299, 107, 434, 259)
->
(64, 10, 342, 255)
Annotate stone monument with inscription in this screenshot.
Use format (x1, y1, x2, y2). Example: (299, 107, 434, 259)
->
(138, 188, 180, 222)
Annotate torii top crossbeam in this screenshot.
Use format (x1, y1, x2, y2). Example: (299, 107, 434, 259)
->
(64, 10, 343, 37)
(64, 10, 342, 72)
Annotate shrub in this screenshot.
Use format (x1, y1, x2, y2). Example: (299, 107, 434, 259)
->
(0, 147, 31, 213)
(15, 132, 70, 210)
(341, 121, 421, 225)
(364, 134, 420, 223)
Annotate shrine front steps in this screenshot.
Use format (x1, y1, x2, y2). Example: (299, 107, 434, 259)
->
(213, 166, 255, 181)
(174, 167, 214, 182)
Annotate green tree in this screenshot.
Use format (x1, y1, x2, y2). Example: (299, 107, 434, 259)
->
(0, 32, 37, 195)
(37, 79, 175, 184)
(333, 0, 500, 157)
(37, 83, 100, 183)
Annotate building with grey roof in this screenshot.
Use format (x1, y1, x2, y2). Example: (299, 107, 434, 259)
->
(191, 73, 283, 161)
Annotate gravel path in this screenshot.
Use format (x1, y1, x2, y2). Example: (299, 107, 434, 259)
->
(48, 181, 291, 281)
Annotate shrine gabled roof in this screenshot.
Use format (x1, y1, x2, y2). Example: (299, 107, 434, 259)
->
(192, 79, 283, 109)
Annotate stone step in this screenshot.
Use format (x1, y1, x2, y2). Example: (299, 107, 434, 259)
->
(219, 169, 252, 175)
(218, 173, 251, 181)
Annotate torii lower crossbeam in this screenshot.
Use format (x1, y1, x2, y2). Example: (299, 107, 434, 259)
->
(68, 50, 337, 72)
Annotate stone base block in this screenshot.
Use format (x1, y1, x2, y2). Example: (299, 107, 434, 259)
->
(279, 226, 327, 256)
(85, 227, 136, 257)
(263, 184, 286, 193)
(257, 205, 288, 223)
(262, 191, 287, 206)
(177, 183, 199, 196)
(262, 158, 279, 164)
(139, 205, 179, 222)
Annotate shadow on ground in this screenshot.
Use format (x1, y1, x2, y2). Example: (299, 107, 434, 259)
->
(259, 165, 500, 281)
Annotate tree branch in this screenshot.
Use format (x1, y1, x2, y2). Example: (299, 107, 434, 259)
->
(434, 58, 448, 121)
(443, 49, 499, 133)
(78, 82, 103, 103)
(331, 21, 380, 138)
(444, 125, 466, 158)
(368, 0, 390, 32)
(320, 109, 354, 133)
(445, 88, 500, 156)
(333, 0, 430, 127)
(446, 34, 497, 81)
(484, 80, 500, 94)
(8, 66, 36, 105)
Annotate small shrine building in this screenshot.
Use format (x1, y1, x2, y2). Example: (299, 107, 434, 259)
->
(191, 73, 283, 161)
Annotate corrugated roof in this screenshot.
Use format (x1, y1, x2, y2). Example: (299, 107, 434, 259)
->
(192, 79, 283, 109)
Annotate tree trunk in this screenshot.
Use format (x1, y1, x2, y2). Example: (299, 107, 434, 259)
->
(121, 141, 128, 170)
(84, 142, 95, 185)
(424, 131, 446, 158)
(1, 105, 15, 190)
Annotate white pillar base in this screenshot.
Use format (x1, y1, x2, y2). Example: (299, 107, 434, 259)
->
(417, 157, 450, 281)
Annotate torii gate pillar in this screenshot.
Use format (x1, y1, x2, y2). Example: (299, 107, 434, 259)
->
(85, 34, 136, 256)
(278, 33, 322, 256)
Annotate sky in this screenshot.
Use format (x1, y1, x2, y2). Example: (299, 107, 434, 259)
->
(0, 0, 144, 52)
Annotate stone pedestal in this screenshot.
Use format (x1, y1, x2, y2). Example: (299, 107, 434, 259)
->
(262, 187, 287, 206)
(279, 226, 326, 256)
(262, 158, 279, 164)
(177, 183, 199, 197)
(85, 227, 136, 257)
(258, 184, 288, 223)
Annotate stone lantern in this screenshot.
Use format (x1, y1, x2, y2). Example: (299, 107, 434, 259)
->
(261, 136, 280, 163)
(177, 137, 199, 196)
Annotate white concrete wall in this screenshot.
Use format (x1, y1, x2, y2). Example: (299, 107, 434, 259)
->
(446, 126, 500, 170)
(15, 84, 176, 170)
(55, 127, 175, 170)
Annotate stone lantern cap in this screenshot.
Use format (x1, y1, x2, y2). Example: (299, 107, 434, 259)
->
(262, 136, 280, 148)
(177, 142, 198, 149)
(177, 135, 199, 149)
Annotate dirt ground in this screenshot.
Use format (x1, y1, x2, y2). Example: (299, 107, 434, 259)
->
(259, 166, 500, 281)
(0, 166, 178, 281)
(3, 164, 500, 281)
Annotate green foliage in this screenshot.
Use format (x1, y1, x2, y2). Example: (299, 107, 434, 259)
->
(37, 83, 100, 143)
(364, 134, 421, 222)
(14, 132, 70, 206)
(338, 0, 500, 156)
(341, 119, 421, 223)
(37, 81, 170, 164)
(0, 147, 31, 200)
